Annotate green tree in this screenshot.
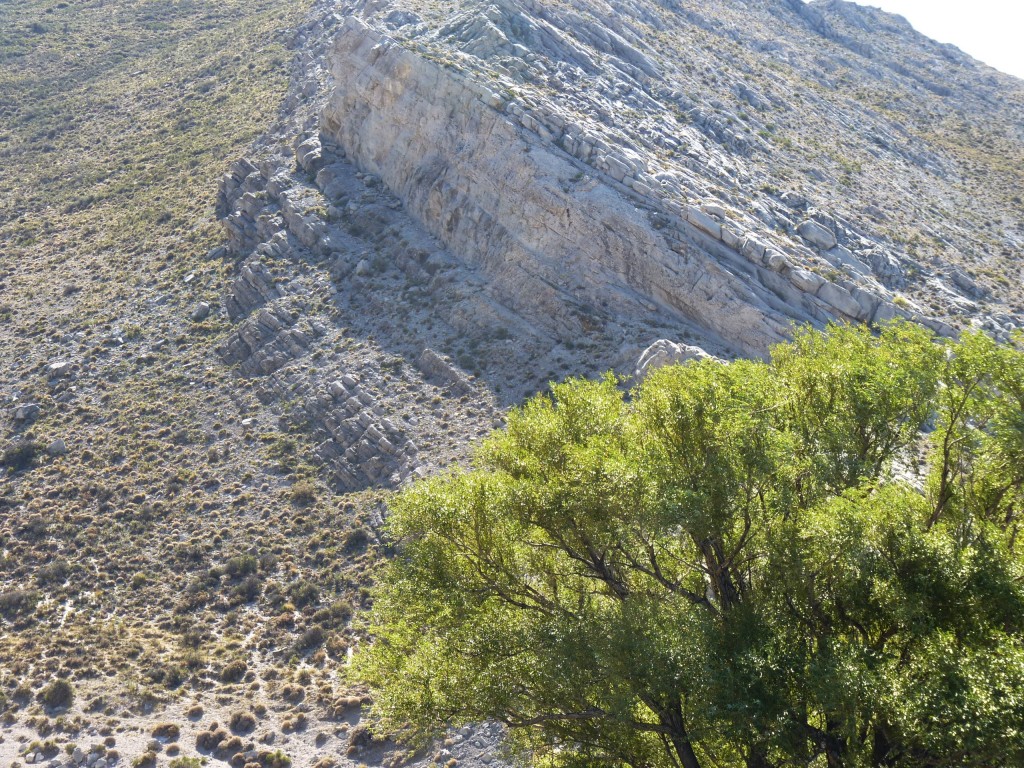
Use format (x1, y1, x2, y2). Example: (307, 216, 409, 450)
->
(355, 323, 1024, 768)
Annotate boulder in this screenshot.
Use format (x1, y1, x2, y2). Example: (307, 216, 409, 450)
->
(14, 403, 40, 422)
(789, 268, 825, 293)
(816, 282, 863, 319)
(48, 361, 73, 378)
(635, 340, 715, 379)
(191, 302, 212, 321)
(415, 349, 471, 393)
(797, 219, 838, 250)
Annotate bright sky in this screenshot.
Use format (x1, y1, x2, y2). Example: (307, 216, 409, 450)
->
(852, 1, 1024, 80)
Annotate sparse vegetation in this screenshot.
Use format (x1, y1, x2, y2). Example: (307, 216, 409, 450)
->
(0, 588, 40, 620)
(289, 478, 319, 506)
(219, 659, 248, 684)
(229, 710, 257, 734)
(0, 0, 1020, 761)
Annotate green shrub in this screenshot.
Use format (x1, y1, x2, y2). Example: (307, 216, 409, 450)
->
(39, 679, 74, 710)
(218, 659, 247, 683)
(0, 589, 40, 620)
(224, 555, 258, 578)
(258, 750, 291, 768)
(357, 323, 1024, 768)
(229, 710, 256, 734)
(294, 626, 324, 652)
(230, 575, 262, 604)
(287, 580, 318, 608)
(289, 478, 317, 506)
(342, 527, 371, 553)
(35, 559, 70, 586)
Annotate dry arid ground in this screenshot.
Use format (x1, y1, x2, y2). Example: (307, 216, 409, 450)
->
(0, 1, 423, 765)
(2, 0, 1024, 765)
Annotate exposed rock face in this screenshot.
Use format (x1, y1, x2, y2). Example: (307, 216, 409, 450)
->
(322, 18, 793, 355)
(328, 0, 1021, 335)
(320, 15, 918, 357)
(209, 0, 1023, 492)
(315, 0, 1012, 358)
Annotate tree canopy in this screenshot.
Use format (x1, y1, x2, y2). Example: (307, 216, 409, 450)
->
(354, 323, 1024, 768)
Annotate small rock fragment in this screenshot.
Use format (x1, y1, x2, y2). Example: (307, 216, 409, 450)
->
(48, 361, 73, 378)
(14, 403, 40, 422)
(191, 302, 212, 321)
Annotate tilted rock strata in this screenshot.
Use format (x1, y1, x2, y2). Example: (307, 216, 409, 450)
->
(319, 16, 943, 357)
(348, 0, 1023, 338)
(208, 0, 1023, 494)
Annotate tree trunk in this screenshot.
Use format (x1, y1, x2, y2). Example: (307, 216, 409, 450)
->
(661, 699, 703, 768)
(871, 722, 896, 767)
(745, 749, 775, 768)
(699, 536, 741, 610)
(824, 717, 846, 768)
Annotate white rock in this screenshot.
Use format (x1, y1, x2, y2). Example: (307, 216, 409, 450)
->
(798, 220, 838, 250)
(48, 361, 73, 378)
(740, 236, 769, 262)
(720, 226, 743, 249)
(765, 250, 791, 272)
(789, 269, 825, 293)
(635, 340, 715, 379)
(686, 205, 722, 239)
(816, 282, 862, 318)
(191, 302, 212, 321)
(318, 18, 806, 356)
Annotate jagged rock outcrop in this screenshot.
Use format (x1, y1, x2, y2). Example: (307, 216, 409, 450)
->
(319, 0, 1021, 341)
(316, 7, 986, 358)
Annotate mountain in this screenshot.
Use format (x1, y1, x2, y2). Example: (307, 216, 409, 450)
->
(0, 0, 1021, 764)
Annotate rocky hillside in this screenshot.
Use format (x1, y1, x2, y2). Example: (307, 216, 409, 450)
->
(1, 0, 1022, 765)
(324, 0, 1023, 347)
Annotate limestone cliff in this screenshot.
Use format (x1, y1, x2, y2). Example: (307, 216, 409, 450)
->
(321, 17, 802, 355)
(318, 15, 926, 356)
(332, 0, 1022, 338)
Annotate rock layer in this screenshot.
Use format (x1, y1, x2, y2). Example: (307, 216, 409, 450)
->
(321, 17, 807, 355)
(318, 13, 968, 357)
